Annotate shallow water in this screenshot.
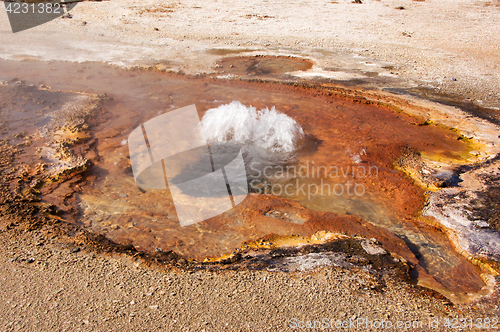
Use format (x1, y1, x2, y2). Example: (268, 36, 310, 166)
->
(0, 59, 487, 298)
(216, 55, 314, 76)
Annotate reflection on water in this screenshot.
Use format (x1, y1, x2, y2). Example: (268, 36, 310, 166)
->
(298, 191, 486, 295)
(0, 59, 488, 299)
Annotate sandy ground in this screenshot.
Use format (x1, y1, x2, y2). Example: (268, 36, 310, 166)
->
(1, 228, 499, 332)
(1, 0, 500, 330)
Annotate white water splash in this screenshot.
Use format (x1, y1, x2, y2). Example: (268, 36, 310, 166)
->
(200, 101, 304, 153)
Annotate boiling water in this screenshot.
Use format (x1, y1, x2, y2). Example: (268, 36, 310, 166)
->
(0, 59, 488, 299)
(200, 101, 304, 153)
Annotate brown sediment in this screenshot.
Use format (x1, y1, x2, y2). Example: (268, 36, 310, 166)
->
(0, 59, 496, 302)
(215, 55, 314, 76)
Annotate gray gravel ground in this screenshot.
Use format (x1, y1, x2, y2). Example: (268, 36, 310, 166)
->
(1, 229, 498, 332)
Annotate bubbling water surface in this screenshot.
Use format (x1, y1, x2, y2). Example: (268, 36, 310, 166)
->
(200, 101, 304, 153)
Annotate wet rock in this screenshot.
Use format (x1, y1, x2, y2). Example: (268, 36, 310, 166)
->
(423, 159, 500, 263)
(361, 240, 387, 255)
(263, 252, 346, 272)
(474, 220, 490, 228)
